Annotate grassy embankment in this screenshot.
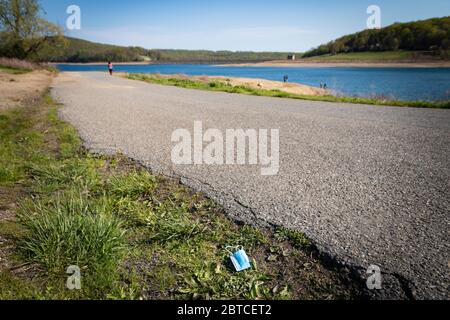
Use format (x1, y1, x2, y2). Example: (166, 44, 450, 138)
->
(0, 83, 362, 299)
(0, 58, 36, 74)
(127, 73, 450, 109)
(300, 51, 429, 62)
(0, 58, 57, 74)
(0, 65, 32, 74)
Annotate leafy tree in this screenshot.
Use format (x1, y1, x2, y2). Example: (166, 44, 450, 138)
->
(0, 0, 63, 59)
(400, 28, 415, 49)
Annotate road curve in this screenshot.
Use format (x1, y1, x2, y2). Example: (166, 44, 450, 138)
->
(52, 72, 450, 299)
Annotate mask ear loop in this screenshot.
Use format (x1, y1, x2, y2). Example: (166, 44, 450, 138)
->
(225, 246, 238, 255)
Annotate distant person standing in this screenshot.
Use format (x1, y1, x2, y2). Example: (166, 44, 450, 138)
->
(108, 61, 113, 76)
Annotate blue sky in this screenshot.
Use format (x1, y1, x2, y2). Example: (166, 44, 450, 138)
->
(40, 0, 450, 52)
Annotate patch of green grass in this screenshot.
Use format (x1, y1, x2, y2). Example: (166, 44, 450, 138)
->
(18, 194, 126, 276)
(127, 195, 291, 300)
(47, 106, 82, 158)
(46, 66, 59, 74)
(0, 65, 32, 75)
(275, 227, 312, 249)
(301, 51, 418, 62)
(0, 107, 46, 186)
(179, 262, 289, 300)
(0, 272, 41, 300)
(108, 196, 151, 227)
(146, 200, 203, 244)
(228, 225, 269, 249)
(144, 264, 178, 294)
(127, 73, 450, 109)
(108, 170, 157, 198)
(0, 220, 26, 240)
(29, 157, 104, 194)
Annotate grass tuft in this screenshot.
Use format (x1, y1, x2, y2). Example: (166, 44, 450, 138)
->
(275, 227, 312, 249)
(18, 193, 126, 276)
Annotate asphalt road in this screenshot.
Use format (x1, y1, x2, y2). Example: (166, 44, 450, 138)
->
(52, 72, 449, 299)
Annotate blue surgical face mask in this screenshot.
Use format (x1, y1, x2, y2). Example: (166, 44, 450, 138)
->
(227, 246, 251, 272)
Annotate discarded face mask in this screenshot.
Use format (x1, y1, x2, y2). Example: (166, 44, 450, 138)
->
(226, 246, 251, 272)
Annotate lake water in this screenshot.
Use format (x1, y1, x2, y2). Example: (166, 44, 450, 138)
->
(56, 64, 450, 102)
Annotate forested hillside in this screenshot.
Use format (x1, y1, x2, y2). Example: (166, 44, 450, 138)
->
(33, 37, 150, 62)
(303, 16, 450, 58)
(34, 37, 299, 63)
(148, 49, 298, 62)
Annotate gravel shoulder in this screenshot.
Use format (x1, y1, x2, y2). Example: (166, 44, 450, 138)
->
(52, 72, 450, 300)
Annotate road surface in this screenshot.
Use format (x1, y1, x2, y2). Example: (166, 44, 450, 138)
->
(52, 72, 449, 299)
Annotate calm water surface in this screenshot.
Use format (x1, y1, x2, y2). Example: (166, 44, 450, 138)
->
(57, 64, 450, 102)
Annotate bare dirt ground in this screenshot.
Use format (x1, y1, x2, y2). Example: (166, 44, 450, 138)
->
(0, 70, 53, 111)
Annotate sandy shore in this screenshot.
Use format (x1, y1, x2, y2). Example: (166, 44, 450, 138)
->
(199, 75, 326, 96)
(217, 60, 450, 68)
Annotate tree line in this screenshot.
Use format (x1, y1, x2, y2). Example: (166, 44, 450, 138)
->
(35, 37, 299, 63)
(0, 0, 64, 60)
(303, 17, 450, 58)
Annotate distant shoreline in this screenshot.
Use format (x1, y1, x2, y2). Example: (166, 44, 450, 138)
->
(50, 61, 153, 66)
(216, 60, 450, 68)
(52, 60, 450, 68)
(49, 60, 267, 66)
